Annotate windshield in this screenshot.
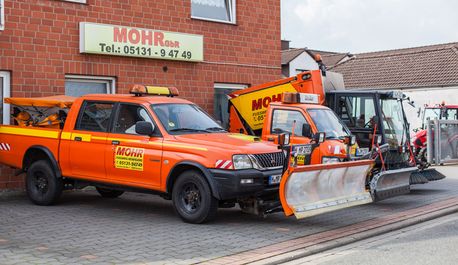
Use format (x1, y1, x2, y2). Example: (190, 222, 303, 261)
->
(151, 103, 224, 134)
(425, 107, 458, 121)
(423, 108, 440, 123)
(446, 109, 458, 120)
(308, 109, 349, 139)
(381, 99, 407, 147)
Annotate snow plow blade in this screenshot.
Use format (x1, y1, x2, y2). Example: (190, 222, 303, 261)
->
(280, 160, 374, 219)
(410, 168, 446, 184)
(370, 167, 417, 201)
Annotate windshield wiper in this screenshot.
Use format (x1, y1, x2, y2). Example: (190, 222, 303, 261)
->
(205, 127, 226, 132)
(170, 128, 211, 133)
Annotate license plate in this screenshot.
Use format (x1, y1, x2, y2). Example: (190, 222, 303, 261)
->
(356, 148, 369, 156)
(269, 174, 282, 185)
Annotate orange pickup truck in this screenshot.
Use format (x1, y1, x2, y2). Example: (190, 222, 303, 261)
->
(0, 87, 286, 223)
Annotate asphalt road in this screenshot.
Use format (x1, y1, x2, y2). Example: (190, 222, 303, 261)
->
(285, 212, 458, 265)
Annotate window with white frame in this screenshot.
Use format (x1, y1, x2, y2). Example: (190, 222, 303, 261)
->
(65, 75, 116, 97)
(0, 71, 11, 124)
(191, 0, 236, 24)
(0, 0, 5, 31)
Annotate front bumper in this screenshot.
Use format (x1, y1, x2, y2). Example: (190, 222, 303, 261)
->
(209, 168, 283, 200)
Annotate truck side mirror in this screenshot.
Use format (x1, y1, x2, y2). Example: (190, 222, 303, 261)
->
(343, 135, 356, 145)
(314, 132, 326, 143)
(302, 123, 312, 138)
(276, 133, 290, 146)
(135, 121, 155, 136)
(417, 107, 421, 118)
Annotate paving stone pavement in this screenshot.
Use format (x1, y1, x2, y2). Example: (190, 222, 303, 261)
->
(0, 168, 457, 265)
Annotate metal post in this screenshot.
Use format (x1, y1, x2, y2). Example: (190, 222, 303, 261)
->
(434, 119, 440, 165)
(427, 120, 434, 164)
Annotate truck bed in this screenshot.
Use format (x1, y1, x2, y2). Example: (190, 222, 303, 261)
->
(0, 125, 62, 169)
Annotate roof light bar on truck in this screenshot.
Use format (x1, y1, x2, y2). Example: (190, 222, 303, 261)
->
(130, 84, 179, 97)
(282, 92, 320, 104)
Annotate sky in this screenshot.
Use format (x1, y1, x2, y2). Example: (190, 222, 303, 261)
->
(281, 0, 458, 53)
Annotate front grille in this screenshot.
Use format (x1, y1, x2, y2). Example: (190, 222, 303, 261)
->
(251, 152, 285, 169)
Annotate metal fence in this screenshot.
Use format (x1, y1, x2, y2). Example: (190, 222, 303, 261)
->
(427, 119, 458, 165)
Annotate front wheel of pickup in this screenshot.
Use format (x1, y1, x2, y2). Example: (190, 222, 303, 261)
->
(172, 170, 218, 224)
(26, 160, 63, 206)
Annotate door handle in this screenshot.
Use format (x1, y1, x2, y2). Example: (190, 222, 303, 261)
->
(112, 140, 120, 145)
(74, 136, 82, 141)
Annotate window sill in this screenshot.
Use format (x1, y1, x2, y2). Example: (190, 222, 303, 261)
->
(191, 16, 237, 26)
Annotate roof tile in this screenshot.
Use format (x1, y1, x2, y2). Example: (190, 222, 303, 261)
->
(331, 42, 458, 89)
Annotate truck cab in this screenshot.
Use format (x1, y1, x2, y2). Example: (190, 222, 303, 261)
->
(261, 101, 350, 165)
(228, 71, 353, 166)
(1, 86, 288, 224)
(420, 104, 458, 129)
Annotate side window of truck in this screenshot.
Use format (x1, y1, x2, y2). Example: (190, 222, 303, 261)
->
(76, 101, 114, 132)
(113, 104, 155, 135)
(271, 109, 308, 136)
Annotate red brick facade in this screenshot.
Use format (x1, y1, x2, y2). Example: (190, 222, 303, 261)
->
(0, 0, 281, 190)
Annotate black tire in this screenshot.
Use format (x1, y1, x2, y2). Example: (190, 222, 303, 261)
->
(95, 187, 124, 198)
(26, 160, 63, 206)
(172, 170, 218, 224)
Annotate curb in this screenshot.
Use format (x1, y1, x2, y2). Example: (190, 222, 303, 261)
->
(199, 197, 458, 265)
(254, 204, 458, 265)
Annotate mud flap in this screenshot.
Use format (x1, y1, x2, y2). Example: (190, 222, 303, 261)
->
(280, 160, 374, 219)
(370, 167, 416, 201)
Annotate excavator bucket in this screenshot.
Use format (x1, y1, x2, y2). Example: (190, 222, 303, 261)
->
(369, 167, 417, 201)
(280, 160, 374, 219)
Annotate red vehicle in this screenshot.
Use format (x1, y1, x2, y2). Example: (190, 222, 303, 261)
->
(412, 103, 458, 167)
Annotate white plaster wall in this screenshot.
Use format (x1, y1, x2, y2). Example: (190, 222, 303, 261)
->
(288, 52, 319, 76)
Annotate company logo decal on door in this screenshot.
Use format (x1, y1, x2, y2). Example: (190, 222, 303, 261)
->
(114, 146, 145, 171)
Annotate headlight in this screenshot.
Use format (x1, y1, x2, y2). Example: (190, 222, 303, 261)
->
(233, 155, 253, 169)
(322, 157, 340, 164)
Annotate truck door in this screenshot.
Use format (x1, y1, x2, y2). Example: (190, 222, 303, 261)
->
(68, 101, 114, 180)
(106, 103, 162, 188)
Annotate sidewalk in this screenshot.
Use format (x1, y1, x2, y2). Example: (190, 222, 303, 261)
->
(0, 165, 457, 265)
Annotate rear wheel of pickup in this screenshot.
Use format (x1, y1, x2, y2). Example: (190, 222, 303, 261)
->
(95, 187, 124, 198)
(172, 170, 218, 224)
(26, 160, 63, 206)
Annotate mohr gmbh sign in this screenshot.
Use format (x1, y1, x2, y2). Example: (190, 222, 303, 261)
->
(79, 22, 204, 62)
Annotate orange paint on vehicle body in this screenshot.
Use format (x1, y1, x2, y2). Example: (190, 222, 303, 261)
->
(0, 93, 281, 194)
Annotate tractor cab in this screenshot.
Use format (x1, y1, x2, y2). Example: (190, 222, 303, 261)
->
(326, 90, 413, 170)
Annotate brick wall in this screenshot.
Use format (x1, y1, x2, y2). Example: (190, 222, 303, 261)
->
(0, 0, 281, 190)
